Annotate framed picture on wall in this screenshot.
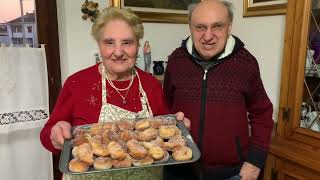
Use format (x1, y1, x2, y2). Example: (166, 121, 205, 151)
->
(110, 0, 202, 23)
(243, 0, 287, 17)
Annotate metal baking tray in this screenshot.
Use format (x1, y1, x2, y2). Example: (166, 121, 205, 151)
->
(59, 114, 201, 174)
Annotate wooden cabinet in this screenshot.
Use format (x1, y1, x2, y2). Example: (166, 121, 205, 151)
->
(264, 0, 320, 179)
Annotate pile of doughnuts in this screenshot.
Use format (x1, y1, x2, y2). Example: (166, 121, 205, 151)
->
(68, 116, 193, 173)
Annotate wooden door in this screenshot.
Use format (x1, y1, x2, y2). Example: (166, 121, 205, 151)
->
(36, 0, 62, 180)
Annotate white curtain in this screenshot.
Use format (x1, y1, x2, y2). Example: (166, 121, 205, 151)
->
(0, 44, 53, 180)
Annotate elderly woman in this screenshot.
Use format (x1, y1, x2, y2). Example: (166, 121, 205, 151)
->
(40, 7, 189, 180)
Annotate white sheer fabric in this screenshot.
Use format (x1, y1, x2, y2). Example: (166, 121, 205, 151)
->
(0, 44, 53, 180)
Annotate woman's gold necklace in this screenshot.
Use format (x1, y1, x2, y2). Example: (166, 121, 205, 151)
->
(105, 69, 134, 104)
(116, 87, 130, 105)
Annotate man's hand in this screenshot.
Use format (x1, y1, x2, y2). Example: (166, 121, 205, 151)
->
(175, 111, 191, 129)
(50, 121, 72, 150)
(239, 162, 260, 180)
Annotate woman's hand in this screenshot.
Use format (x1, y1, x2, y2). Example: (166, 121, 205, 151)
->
(175, 111, 191, 129)
(50, 121, 72, 150)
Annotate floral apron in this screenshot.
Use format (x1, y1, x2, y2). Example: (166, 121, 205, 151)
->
(64, 66, 162, 180)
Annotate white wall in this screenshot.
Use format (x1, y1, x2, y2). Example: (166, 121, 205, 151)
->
(56, 0, 285, 121)
(56, 0, 108, 83)
(56, 0, 189, 82)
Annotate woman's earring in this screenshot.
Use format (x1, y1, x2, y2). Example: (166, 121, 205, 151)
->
(95, 53, 101, 64)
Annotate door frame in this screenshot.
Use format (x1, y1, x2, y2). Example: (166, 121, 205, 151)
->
(35, 0, 62, 179)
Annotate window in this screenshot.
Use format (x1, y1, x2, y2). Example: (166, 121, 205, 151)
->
(13, 26, 22, 32)
(0, 25, 7, 33)
(26, 37, 33, 44)
(12, 37, 23, 44)
(27, 26, 32, 32)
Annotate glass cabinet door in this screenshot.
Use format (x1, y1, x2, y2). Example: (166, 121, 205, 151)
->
(266, 1, 320, 179)
(301, 0, 320, 132)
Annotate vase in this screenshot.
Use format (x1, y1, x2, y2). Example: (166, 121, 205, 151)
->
(153, 61, 165, 75)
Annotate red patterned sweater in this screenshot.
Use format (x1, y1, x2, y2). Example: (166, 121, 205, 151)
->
(163, 36, 274, 170)
(40, 64, 169, 154)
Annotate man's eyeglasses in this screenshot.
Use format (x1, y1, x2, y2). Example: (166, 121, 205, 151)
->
(192, 22, 229, 33)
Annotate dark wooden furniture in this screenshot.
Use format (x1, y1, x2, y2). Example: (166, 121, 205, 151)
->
(36, 1, 62, 180)
(264, 0, 320, 179)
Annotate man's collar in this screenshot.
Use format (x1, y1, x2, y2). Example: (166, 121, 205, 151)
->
(186, 35, 236, 61)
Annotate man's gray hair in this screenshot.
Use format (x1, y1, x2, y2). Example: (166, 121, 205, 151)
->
(188, 0, 234, 23)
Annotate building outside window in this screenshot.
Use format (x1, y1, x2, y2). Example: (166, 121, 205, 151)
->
(0, 0, 37, 46)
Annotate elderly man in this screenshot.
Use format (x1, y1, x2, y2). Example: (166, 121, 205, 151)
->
(163, 0, 274, 179)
